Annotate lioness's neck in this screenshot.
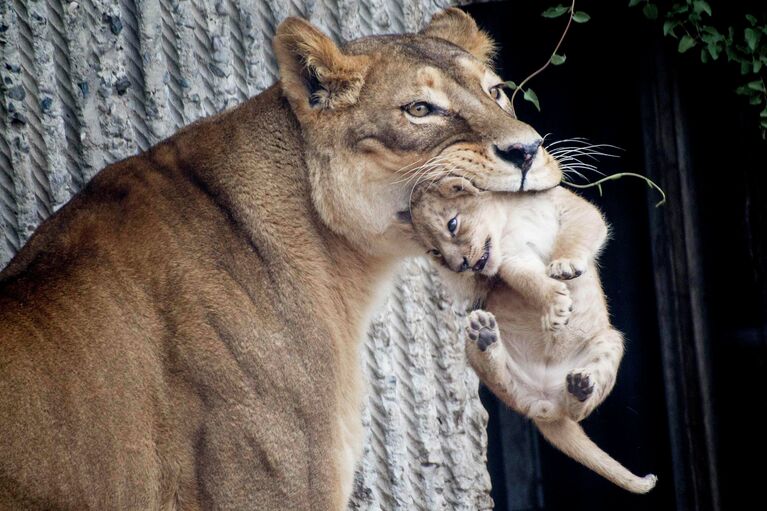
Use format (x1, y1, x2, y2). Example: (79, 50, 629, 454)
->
(167, 85, 399, 337)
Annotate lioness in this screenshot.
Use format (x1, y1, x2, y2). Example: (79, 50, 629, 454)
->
(409, 177, 657, 493)
(0, 9, 561, 510)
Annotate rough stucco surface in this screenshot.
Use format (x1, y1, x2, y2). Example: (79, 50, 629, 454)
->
(0, 1, 493, 509)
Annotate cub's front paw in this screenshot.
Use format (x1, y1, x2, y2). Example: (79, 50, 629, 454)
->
(566, 369, 595, 402)
(466, 310, 499, 352)
(541, 281, 573, 332)
(548, 257, 588, 281)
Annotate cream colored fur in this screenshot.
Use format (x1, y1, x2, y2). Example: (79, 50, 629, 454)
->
(410, 178, 657, 494)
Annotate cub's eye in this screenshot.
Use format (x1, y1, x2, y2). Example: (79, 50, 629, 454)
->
(404, 102, 433, 117)
(447, 216, 458, 234)
(489, 85, 502, 101)
(428, 249, 442, 258)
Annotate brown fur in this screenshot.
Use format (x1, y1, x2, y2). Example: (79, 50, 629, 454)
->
(0, 11, 560, 510)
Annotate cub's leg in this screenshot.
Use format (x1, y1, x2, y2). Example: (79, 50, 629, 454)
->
(548, 188, 609, 281)
(498, 264, 573, 333)
(465, 310, 558, 420)
(565, 328, 625, 422)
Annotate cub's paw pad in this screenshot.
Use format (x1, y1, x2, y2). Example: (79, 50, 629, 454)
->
(542, 282, 573, 332)
(548, 258, 588, 281)
(467, 310, 498, 352)
(566, 370, 594, 402)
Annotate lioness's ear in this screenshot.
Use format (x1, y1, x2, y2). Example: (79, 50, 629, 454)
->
(274, 17, 369, 117)
(420, 8, 496, 65)
(437, 176, 481, 199)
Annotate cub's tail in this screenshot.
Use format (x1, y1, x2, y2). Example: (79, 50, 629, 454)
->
(534, 418, 657, 494)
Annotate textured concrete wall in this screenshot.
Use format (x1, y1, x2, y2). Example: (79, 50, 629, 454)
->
(0, 1, 493, 509)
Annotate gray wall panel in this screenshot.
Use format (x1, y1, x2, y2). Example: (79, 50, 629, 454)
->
(0, 2, 493, 508)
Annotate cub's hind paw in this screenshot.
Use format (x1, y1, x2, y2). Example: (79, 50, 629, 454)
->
(466, 310, 499, 352)
(548, 257, 587, 281)
(566, 369, 594, 402)
(541, 282, 573, 332)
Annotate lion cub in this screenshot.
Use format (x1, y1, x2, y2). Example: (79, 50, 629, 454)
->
(410, 177, 657, 493)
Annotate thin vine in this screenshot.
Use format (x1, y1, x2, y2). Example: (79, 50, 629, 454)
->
(506, 1, 591, 114)
(509, 4, 666, 206)
(562, 173, 667, 207)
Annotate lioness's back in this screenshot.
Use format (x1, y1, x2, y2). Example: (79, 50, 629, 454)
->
(0, 149, 195, 508)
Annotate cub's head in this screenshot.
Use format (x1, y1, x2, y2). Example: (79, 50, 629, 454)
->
(410, 176, 503, 277)
(274, 9, 561, 255)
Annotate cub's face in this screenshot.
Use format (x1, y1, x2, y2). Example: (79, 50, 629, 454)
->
(410, 177, 503, 277)
(274, 9, 561, 254)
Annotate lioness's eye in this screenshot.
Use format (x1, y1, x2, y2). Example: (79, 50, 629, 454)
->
(404, 102, 433, 118)
(447, 216, 458, 234)
(490, 85, 502, 101)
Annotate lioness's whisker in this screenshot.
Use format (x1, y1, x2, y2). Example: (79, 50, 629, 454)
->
(544, 137, 591, 148)
(389, 158, 453, 186)
(562, 169, 589, 181)
(550, 147, 620, 160)
(559, 160, 602, 172)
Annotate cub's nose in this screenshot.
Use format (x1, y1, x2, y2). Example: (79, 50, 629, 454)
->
(493, 139, 543, 172)
(446, 256, 471, 273)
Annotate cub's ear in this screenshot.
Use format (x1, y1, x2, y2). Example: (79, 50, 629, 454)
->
(437, 176, 482, 199)
(420, 8, 496, 65)
(274, 17, 369, 117)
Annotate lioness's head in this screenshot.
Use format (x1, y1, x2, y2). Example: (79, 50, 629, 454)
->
(410, 176, 503, 277)
(274, 9, 561, 255)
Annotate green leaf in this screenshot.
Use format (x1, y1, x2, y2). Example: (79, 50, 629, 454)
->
(741, 61, 751, 74)
(670, 3, 690, 15)
(760, 107, 767, 118)
(693, 1, 712, 16)
(707, 43, 721, 60)
(663, 20, 678, 38)
(700, 48, 709, 63)
(628, 0, 643, 7)
(754, 59, 764, 73)
(747, 80, 766, 92)
(745, 28, 760, 52)
(504, 81, 518, 90)
(542, 5, 569, 18)
(551, 53, 567, 65)
(735, 85, 751, 96)
(572, 11, 591, 23)
(702, 26, 721, 37)
(678, 35, 696, 53)
(643, 4, 659, 20)
(749, 95, 763, 105)
(746, 14, 757, 26)
(523, 88, 541, 111)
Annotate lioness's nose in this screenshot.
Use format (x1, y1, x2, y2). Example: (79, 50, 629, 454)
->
(494, 139, 543, 172)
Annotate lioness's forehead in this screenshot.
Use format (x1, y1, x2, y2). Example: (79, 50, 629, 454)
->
(344, 34, 492, 86)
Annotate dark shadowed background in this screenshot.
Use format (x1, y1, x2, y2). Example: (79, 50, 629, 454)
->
(463, 1, 767, 510)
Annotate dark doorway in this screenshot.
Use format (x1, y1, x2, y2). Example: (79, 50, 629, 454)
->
(464, 1, 766, 510)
